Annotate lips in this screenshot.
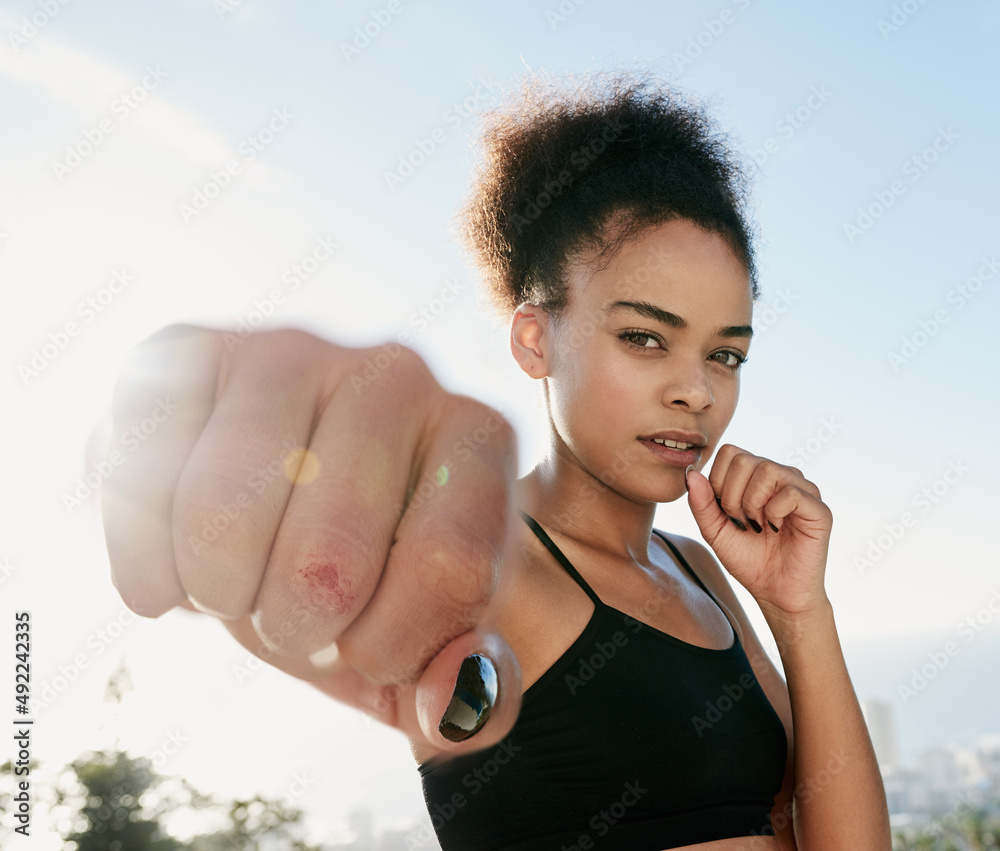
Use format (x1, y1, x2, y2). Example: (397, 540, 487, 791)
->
(640, 430, 707, 449)
(638, 436, 702, 467)
(649, 437, 696, 450)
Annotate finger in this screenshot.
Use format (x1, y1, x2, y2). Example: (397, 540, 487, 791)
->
(412, 623, 523, 755)
(102, 325, 222, 616)
(761, 483, 832, 531)
(222, 613, 408, 731)
(250, 344, 438, 656)
(221, 613, 337, 681)
(171, 329, 329, 619)
(335, 395, 517, 689)
(707, 444, 760, 531)
(684, 465, 731, 542)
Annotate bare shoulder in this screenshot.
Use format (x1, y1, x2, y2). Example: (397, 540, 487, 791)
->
(655, 532, 749, 646)
(655, 531, 787, 690)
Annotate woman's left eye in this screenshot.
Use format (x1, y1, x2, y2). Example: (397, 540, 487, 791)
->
(713, 351, 748, 370)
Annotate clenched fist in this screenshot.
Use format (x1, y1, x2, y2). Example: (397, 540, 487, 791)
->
(101, 324, 523, 757)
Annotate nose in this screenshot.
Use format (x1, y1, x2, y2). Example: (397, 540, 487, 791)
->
(659, 357, 715, 411)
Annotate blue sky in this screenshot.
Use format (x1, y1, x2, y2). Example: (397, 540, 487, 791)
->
(2, 1, 998, 845)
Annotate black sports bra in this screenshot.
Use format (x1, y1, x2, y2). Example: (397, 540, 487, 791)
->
(418, 510, 788, 850)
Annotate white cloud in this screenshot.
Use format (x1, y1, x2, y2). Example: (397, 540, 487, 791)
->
(0, 32, 272, 171)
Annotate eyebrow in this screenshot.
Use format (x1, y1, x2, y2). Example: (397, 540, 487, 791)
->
(606, 299, 753, 339)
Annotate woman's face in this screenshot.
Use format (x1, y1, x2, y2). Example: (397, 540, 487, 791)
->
(535, 216, 754, 505)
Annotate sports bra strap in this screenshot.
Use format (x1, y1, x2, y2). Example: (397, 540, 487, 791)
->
(652, 529, 715, 599)
(518, 510, 604, 607)
(519, 511, 727, 618)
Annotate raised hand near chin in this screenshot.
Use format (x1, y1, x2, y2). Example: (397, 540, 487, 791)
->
(684, 444, 833, 621)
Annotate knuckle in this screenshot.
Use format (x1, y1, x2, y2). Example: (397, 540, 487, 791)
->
(173, 477, 252, 553)
(392, 342, 431, 375)
(245, 327, 325, 372)
(451, 397, 517, 447)
(730, 451, 757, 469)
(252, 605, 316, 656)
(111, 573, 183, 619)
(410, 532, 495, 614)
(282, 535, 374, 622)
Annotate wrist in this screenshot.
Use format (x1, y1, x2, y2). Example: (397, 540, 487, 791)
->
(759, 596, 835, 651)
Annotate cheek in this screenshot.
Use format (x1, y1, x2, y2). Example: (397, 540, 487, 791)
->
(562, 351, 646, 425)
(708, 378, 740, 441)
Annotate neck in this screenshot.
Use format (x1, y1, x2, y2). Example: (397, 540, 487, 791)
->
(515, 435, 659, 565)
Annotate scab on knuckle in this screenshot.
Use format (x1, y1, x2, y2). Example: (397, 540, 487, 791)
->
(284, 537, 372, 620)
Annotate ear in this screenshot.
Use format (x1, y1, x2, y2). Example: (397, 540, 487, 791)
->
(510, 302, 551, 379)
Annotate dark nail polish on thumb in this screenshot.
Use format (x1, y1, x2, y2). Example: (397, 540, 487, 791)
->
(439, 654, 498, 742)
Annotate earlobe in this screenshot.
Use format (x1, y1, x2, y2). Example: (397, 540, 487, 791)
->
(510, 302, 549, 379)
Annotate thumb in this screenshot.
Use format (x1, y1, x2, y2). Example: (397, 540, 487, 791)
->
(685, 465, 727, 541)
(414, 627, 522, 755)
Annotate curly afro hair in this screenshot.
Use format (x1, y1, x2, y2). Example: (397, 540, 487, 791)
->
(457, 68, 760, 321)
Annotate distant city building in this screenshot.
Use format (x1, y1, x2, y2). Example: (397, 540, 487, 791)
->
(863, 699, 900, 774)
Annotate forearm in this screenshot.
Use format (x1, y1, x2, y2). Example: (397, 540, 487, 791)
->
(762, 599, 891, 850)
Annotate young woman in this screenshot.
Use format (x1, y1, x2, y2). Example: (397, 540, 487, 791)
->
(102, 69, 890, 850)
(412, 71, 891, 849)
